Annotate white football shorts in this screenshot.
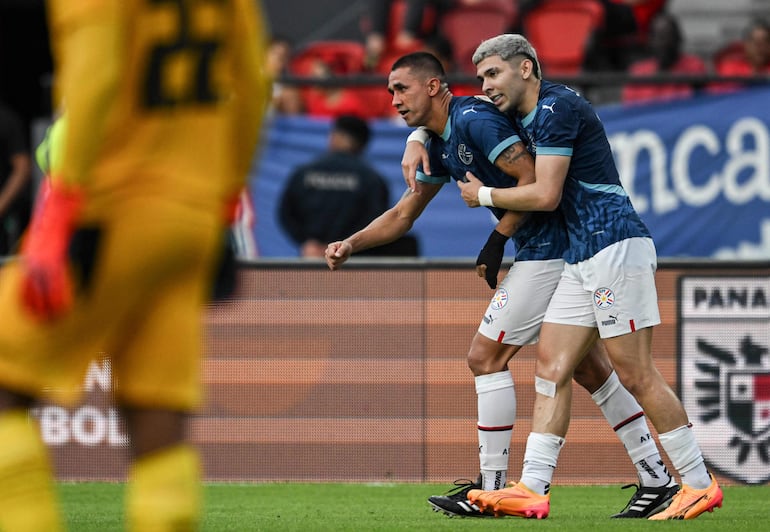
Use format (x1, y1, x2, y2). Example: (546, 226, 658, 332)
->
(477, 258, 564, 345)
(543, 237, 661, 338)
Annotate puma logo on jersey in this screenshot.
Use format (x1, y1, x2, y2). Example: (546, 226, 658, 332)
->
(462, 106, 478, 115)
(541, 103, 556, 114)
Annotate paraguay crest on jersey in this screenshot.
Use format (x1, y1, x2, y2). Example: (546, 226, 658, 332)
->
(679, 276, 770, 484)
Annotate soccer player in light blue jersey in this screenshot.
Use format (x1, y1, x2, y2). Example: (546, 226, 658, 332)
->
(457, 34, 723, 521)
(327, 52, 671, 519)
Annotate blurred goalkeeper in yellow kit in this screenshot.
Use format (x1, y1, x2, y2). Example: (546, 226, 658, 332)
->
(0, 0, 270, 530)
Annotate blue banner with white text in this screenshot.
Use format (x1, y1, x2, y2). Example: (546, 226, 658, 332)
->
(251, 85, 770, 259)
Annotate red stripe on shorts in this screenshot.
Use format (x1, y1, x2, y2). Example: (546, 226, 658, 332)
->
(497, 331, 505, 343)
(630, 319, 636, 332)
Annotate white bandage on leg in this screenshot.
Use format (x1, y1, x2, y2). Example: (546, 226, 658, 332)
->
(658, 425, 705, 475)
(534, 375, 556, 398)
(658, 424, 711, 489)
(520, 432, 565, 494)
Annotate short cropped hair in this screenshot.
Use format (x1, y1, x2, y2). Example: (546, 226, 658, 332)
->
(333, 115, 371, 152)
(472, 34, 542, 79)
(391, 51, 447, 83)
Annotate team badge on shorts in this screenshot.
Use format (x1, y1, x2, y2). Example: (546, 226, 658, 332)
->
(594, 287, 615, 309)
(490, 288, 509, 310)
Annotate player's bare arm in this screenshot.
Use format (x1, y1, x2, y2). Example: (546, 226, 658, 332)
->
(402, 138, 431, 192)
(473, 142, 534, 287)
(490, 141, 535, 230)
(326, 182, 441, 270)
(496, 141, 535, 186)
(458, 154, 570, 211)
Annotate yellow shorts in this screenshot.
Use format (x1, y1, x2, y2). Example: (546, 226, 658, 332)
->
(0, 197, 223, 411)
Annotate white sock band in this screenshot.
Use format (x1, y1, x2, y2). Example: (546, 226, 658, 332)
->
(590, 370, 621, 407)
(475, 370, 514, 394)
(523, 432, 564, 469)
(521, 432, 564, 494)
(658, 424, 704, 475)
(476, 371, 515, 485)
(591, 371, 657, 463)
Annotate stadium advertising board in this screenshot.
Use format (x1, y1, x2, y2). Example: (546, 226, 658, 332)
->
(40, 264, 765, 485)
(678, 276, 770, 484)
(254, 86, 770, 259)
(602, 86, 770, 260)
(31, 358, 130, 479)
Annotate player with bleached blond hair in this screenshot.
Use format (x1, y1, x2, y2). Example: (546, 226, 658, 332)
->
(458, 33, 722, 521)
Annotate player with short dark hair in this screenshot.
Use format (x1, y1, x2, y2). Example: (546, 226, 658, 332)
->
(329, 51, 673, 519)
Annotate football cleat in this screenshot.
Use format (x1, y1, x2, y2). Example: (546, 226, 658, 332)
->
(611, 481, 680, 518)
(648, 474, 723, 520)
(427, 476, 491, 518)
(468, 481, 550, 519)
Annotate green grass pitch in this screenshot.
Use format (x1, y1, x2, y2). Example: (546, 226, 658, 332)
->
(60, 482, 768, 531)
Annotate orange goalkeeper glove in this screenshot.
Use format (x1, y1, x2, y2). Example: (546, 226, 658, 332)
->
(223, 192, 242, 225)
(20, 180, 84, 320)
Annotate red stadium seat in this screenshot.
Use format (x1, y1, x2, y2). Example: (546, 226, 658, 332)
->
(712, 40, 746, 71)
(522, 0, 604, 76)
(386, 0, 437, 44)
(288, 41, 373, 118)
(289, 40, 367, 77)
(441, 1, 518, 74)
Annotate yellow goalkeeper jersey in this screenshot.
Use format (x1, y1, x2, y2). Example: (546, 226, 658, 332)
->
(46, 0, 271, 217)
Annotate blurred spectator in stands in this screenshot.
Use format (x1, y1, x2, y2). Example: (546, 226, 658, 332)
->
(710, 18, 770, 94)
(0, 100, 31, 256)
(508, 0, 545, 33)
(586, 0, 667, 71)
(278, 116, 391, 257)
(421, 33, 477, 95)
(422, 32, 456, 73)
(623, 0, 667, 44)
(363, 0, 489, 71)
(301, 54, 369, 118)
(364, 0, 438, 70)
(364, 1, 415, 69)
(622, 12, 706, 104)
(267, 36, 303, 115)
(716, 18, 770, 77)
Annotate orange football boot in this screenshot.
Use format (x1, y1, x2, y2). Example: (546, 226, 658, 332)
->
(648, 474, 723, 520)
(468, 482, 550, 519)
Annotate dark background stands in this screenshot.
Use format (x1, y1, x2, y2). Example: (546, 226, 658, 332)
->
(278, 115, 418, 257)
